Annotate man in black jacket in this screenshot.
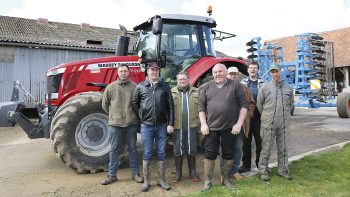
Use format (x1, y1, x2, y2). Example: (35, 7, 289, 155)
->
(132, 62, 174, 192)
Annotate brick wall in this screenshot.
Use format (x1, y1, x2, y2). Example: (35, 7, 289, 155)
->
(267, 27, 350, 68)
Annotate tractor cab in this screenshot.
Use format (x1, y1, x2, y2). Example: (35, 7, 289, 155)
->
(134, 14, 218, 86)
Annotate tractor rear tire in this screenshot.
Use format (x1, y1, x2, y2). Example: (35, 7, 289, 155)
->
(50, 92, 128, 173)
(337, 92, 350, 118)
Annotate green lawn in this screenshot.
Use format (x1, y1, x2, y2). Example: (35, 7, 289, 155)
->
(187, 143, 350, 197)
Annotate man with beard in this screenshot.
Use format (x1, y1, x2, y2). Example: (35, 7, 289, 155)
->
(101, 64, 143, 185)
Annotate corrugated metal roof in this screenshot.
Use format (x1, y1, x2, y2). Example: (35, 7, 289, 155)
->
(0, 15, 136, 50)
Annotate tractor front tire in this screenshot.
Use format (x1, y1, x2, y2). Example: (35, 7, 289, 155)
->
(50, 92, 127, 173)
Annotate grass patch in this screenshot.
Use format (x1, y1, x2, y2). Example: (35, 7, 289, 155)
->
(187, 143, 350, 197)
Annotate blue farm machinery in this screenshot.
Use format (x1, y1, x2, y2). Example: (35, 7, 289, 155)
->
(246, 33, 350, 118)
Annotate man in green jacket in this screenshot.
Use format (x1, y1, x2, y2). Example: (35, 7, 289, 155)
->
(171, 72, 200, 183)
(101, 64, 143, 185)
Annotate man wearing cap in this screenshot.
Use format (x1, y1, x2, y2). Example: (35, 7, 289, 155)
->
(240, 61, 264, 173)
(226, 67, 256, 180)
(257, 64, 294, 181)
(132, 62, 174, 192)
(199, 63, 248, 191)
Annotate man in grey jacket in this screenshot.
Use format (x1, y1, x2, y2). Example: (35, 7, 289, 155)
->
(101, 64, 143, 185)
(257, 64, 294, 181)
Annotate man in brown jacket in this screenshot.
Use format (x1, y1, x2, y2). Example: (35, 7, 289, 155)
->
(227, 67, 256, 180)
(101, 64, 143, 185)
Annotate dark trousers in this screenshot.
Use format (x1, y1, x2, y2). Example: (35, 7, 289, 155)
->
(242, 119, 262, 167)
(204, 129, 235, 160)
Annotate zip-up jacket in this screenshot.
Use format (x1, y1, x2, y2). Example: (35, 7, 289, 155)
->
(242, 77, 264, 118)
(257, 79, 294, 129)
(242, 84, 256, 138)
(132, 78, 174, 126)
(102, 79, 139, 127)
(171, 86, 200, 130)
(241, 77, 264, 88)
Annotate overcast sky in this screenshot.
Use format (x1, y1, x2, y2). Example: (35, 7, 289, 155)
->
(1, 0, 350, 57)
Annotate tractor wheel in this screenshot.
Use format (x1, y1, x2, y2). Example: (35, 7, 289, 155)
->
(50, 92, 128, 173)
(337, 92, 350, 118)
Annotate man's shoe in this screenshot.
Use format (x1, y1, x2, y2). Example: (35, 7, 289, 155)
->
(260, 174, 269, 182)
(279, 172, 293, 180)
(229, 173, 243, 180)
(239, 166, 251, 173)
(101, 176, 117, 185)
(132, 174, 144, 183)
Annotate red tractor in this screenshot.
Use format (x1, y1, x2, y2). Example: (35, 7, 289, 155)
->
(0, 14, 247, 173)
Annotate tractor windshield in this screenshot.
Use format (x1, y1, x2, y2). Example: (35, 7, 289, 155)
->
(136, 23, 216, 87)
(160, 24, 216, 86)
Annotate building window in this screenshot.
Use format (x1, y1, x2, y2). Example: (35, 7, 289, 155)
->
(0, 46, 14, 62)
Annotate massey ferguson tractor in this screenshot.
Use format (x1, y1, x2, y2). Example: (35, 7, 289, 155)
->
(0, 13, 247, 173)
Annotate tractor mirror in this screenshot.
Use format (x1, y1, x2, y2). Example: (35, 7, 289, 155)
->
(152, 17, 163, 35)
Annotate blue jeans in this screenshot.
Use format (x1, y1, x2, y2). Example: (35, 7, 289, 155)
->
(108, 124, 139, 177)
(140, 123, 167, 162)
(231, 130, 243, 174)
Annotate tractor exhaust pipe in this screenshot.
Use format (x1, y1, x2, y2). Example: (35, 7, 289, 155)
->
(115, 24, 130, 56)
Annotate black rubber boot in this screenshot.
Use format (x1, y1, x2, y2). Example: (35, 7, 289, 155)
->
(188, 155, 200, 182)
(173, 155, 183, 183)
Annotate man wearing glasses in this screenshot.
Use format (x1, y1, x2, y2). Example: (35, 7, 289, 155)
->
(171, 72, 200, 183)
(240, 62, 264, 173)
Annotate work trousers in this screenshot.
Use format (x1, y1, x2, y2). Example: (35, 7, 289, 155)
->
(258, 124, 289, 174)
(204, 129, 235, 160)
(242, 118, 262, 168)
(108, 124, 139, 177)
